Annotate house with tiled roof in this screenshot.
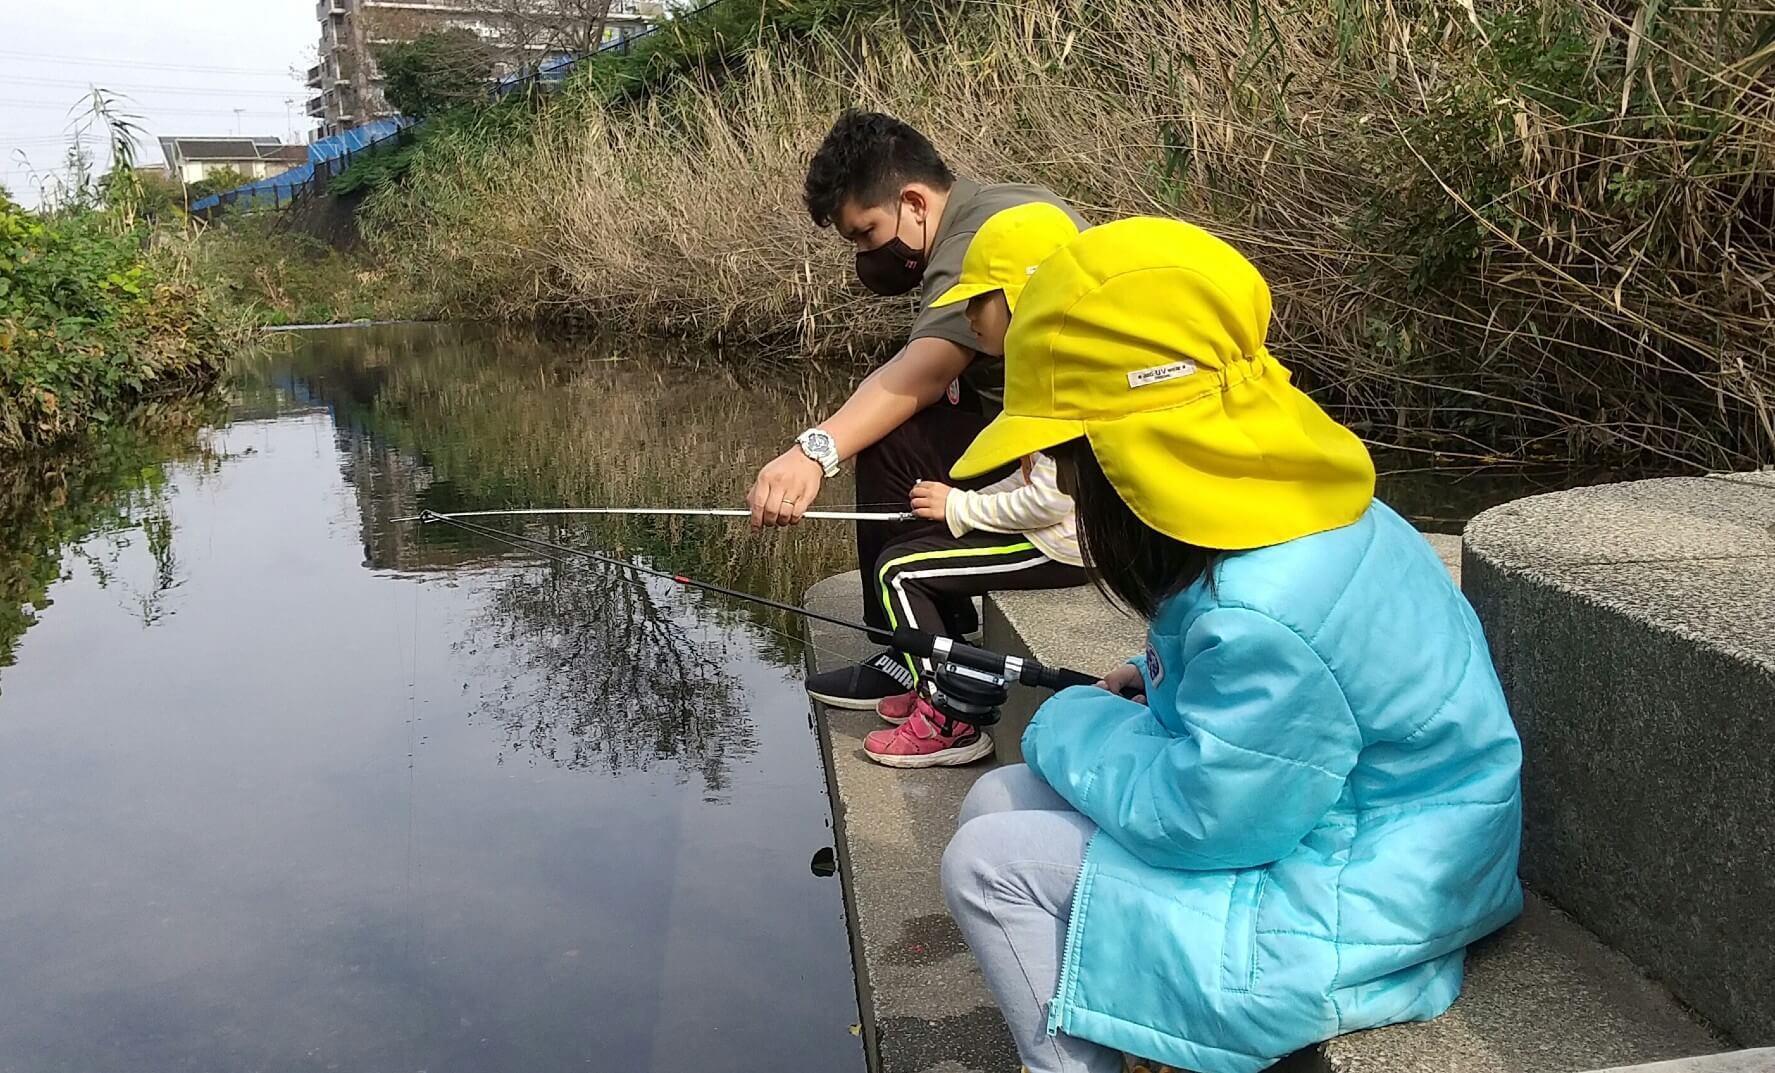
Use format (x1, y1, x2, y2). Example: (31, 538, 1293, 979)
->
(156, 137, 309, 186)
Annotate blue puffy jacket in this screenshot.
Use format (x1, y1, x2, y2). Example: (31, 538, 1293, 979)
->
(1023, 502, 1523, 1072)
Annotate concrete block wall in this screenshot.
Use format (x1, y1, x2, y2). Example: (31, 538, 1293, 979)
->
(1463, 472, 1775, 1045)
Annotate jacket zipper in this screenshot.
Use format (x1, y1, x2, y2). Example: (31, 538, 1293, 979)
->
(1047, 833, 1100, 1036)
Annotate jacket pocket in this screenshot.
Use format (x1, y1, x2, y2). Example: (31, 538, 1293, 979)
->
(1220, 869, 1266, 993)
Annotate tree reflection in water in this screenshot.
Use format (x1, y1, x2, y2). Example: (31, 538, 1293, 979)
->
(458, 533, 757, 796)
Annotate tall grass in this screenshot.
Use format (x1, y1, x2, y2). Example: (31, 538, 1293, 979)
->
(364, 0, 1775, 468)
(190, 215, 422, 327)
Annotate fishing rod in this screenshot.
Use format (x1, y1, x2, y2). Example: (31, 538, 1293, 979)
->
(394, 506, 916, 524)
(416, 510, 1108, 729)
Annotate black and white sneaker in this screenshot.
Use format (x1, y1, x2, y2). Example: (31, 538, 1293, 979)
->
(806, 650, 916, 710)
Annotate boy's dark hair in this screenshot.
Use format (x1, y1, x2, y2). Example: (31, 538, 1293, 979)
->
(804, 110, 955, 229)
(1051, 439, 1215, 619)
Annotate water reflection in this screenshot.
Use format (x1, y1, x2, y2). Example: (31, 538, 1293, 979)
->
(233, 324, 860, 784)
(0, 325, 866, 1073)
(255, 323, 858, 657)
(462, 553, 756, 792)
(0, 397, 227, 673)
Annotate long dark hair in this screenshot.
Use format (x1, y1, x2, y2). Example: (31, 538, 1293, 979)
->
(1050, 438, 1215, 619)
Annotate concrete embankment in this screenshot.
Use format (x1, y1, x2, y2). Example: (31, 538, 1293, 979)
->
(1464, 471, 1775, 1047)
(805, 488, 1770, 1071)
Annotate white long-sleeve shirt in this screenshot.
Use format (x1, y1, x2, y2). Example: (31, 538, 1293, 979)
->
(942, 452, 1083, 567)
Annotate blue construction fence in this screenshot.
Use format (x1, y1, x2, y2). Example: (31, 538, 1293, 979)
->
(189, 4, 705, 221)
(189, 118, 412, 217)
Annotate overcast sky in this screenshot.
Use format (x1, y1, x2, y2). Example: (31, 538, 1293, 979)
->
(2, 1, 319, 207)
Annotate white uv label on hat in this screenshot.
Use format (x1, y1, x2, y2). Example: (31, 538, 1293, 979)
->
(1127, 361, 1197, 389)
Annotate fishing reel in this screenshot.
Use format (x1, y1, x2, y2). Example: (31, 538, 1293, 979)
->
(925, 661, 1011, 730)
(885, 625, 1095, 733)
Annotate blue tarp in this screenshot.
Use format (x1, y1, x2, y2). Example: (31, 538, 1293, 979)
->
(189, 117, 410, 215)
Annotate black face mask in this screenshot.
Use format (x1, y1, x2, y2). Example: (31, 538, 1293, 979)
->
(855, 210, 928, 296)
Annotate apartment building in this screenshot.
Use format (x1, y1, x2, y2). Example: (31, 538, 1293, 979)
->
(305, 0, 660, 137)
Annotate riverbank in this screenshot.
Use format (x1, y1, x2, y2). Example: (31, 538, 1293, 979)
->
(328, 0, 1775, 471)
(187, 216, 423, 329)
(1, 196, 249, 454)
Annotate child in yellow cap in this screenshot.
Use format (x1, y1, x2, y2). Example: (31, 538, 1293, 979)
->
(938, 218, 1524, 1073)
(844, 202, 1092, 769)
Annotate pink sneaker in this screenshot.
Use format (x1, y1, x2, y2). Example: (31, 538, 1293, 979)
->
(876, 690, 920, 726)
(863, 697, 994, 769)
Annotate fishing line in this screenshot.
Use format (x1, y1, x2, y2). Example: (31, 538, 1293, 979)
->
(428, 512, 891, 640)
(420, 510, 875, 676)
(396, 506, 916, 524)
(417, 511, 1110, 723)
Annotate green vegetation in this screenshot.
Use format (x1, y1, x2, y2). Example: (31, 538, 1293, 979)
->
(1, 92, 250, 454)
(185, 166, 253, 204)
(126, 169, 188, 222)
(376, 29, 498, 119)
(327, 136, 424, 196)
(189, 215, 422, 327)
(573, 0, 881, 102)
(339, 0, 1774, 469)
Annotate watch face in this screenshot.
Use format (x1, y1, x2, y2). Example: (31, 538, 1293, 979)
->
(804, 431, 834, 455)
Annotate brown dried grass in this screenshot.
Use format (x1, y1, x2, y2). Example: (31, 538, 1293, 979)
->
(365, 0, 1775, 468)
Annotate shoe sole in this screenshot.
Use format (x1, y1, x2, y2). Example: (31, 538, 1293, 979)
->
(808, 690, 894, 711)
(864, 732, 995, 769)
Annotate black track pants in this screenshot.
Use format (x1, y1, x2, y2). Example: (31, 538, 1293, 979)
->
(853, 393, 1016, 631)
(874, 531, 1088, 683)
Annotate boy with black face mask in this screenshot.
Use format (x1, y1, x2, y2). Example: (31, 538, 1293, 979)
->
(748, 109, 1084, 711)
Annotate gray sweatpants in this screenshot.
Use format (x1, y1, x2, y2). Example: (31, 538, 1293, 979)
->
(940, 764, 1124, 1073)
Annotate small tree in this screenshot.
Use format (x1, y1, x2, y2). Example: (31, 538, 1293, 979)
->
(186, 166, 252, 203)
(374, 29, 497, 118)
(127, 169, 186, 220)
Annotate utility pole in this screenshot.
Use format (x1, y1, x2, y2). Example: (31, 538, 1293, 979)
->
(233, 108, 246, 135)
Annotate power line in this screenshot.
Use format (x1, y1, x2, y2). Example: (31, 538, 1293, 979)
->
(0, 76, 306, 99)
(2, 100, 291, 117)
(0, 49, 299, 77)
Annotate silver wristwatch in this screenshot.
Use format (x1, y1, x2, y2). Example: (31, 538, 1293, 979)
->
(796, 428, 841, 478)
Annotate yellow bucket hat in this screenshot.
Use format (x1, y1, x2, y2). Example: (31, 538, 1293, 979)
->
(951, 217, 1375, 550)
(931, 202, 1080, 313)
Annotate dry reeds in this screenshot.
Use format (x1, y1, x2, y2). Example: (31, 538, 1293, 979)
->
(364, 0, 1775, 468)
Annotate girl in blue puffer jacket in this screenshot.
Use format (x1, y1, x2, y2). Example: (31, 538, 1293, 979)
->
(939, 217, 1524, 1073)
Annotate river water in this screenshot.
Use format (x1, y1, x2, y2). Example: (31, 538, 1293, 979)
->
(0, 325, 865, 1073)
(0, 323, 1626, 1073)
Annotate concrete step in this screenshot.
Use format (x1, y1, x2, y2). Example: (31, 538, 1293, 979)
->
(1589, 1051, 1775, 1073)
(1311, 891, 1726, 1072)
(805, 572, 1011, 1073)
